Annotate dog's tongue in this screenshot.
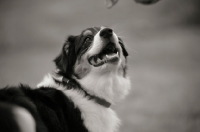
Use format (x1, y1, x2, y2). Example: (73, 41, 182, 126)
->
(89, 53, 119, 67)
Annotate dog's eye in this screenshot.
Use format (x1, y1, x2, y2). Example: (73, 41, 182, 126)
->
(77, 36, 93, 58)
(80, 36, 93, 52)
(84, 36, 93, 44)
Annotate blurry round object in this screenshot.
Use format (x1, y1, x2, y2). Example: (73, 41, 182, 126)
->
(134, 0, 160, 5)
(105, 0, 119, 8)
(105, 0, 160, 8)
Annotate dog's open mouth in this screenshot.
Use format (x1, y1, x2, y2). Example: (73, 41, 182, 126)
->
(88, 42, 119, 67)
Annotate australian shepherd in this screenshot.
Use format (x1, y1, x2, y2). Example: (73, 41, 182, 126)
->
(0, 27, 131, 132)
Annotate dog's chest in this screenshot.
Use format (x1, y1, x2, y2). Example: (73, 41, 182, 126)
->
(37, 75, 121, 132)
(62, 89, 120, 132)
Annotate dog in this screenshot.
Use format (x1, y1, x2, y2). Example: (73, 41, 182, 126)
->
(0, 27, 131, 132)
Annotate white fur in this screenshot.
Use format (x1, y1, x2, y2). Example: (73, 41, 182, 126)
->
(76, 69, 131, 104)
(37, 75, 121, 132)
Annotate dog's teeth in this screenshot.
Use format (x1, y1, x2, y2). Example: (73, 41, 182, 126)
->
(97, 58, 101, 63)
(106, 55, 109, 58)
(94, 55, 98, 63)
(117, 52, 119, 56)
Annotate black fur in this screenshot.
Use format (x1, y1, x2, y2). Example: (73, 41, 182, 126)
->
(54, 36, 77, 78)
(0, 85, 88, 132)
(118, 37, 129, 57)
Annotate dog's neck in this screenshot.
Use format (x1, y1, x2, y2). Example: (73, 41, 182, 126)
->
(75, 68, 131, 105)
(37, 68, 130, 107)
(50, 70, 112, 108)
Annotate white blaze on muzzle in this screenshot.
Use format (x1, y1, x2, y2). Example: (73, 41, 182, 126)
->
(87, 28, 121, 67)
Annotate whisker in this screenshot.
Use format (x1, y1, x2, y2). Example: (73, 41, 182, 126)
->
(117, 35, 130, 39)
(123, 41, 138, 53)
(116, 31, 126, 35)
(111, 24, 118, 30)
(116, 31, 131, 38)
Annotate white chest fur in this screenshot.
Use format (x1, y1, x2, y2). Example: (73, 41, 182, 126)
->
(37, 74, 120, 132)
(62, 88, 120, 132)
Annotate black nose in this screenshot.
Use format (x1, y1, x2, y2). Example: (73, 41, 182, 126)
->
(100, 28, 113, 38)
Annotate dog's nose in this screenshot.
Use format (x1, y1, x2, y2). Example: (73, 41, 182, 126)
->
(100, 28, 113, 38)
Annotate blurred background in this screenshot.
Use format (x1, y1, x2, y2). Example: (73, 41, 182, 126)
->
(0, 0, 200, 132)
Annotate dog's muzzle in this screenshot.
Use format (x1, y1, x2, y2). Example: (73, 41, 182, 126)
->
(88, 28, 120, 67)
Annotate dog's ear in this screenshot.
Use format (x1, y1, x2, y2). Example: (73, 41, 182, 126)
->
(54, 36, 76, 74)
(118, 38, 129, 57)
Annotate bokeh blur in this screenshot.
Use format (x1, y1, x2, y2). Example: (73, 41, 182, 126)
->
(0, 0, 200, 132)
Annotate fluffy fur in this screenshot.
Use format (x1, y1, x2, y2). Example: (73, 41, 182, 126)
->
(0, 26, 131, 132)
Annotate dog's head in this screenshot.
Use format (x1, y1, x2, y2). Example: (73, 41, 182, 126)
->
(55, 27, 128, 79)
(54, 27, 130, 103)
